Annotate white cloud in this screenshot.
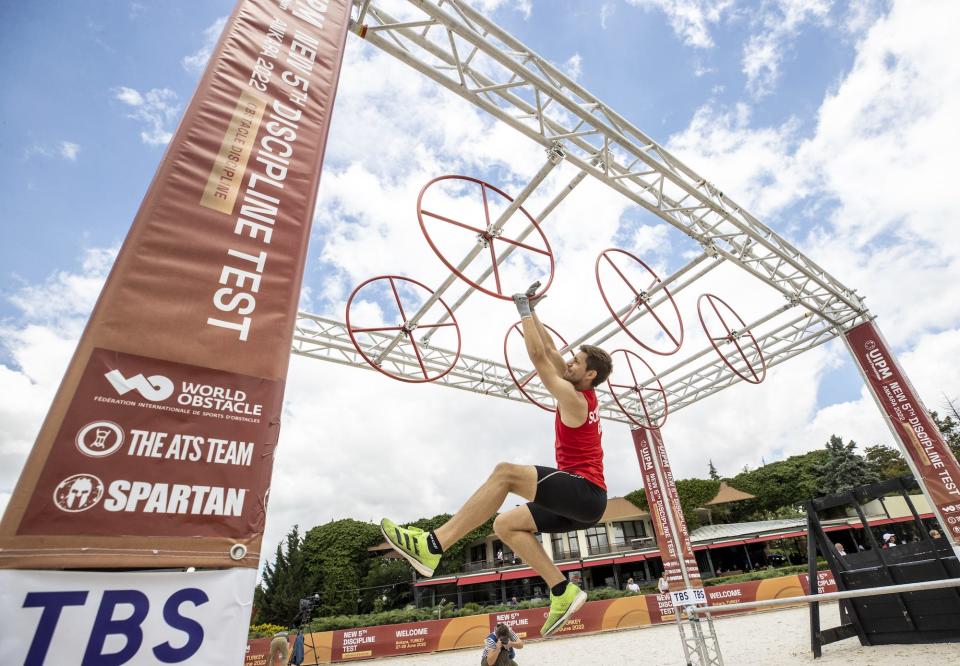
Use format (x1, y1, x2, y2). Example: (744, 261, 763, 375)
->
(114, 86, 144, 106)
(601, 3, 616, 29)
(0, 249, 115, 520)
(24, 140, 82, 162)
(742, 0, 832, 98)
(182, 16, 228, 75)
(472, 0, 533, 20)
(627, 0, 736, 49)
(657, 0, 960, 476)
(564, 53, 583, 81)
(113, 86, 180, 145)
(59, 141, 80, 161)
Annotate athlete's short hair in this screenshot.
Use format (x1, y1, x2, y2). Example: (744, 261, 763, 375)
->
(580, 345, 612, 387)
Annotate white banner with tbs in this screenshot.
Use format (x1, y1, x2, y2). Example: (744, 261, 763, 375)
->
(0, 568, 255, 665)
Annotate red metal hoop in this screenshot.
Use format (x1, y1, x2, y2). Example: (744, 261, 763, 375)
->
(696, 293, 766, 384)
(417, 175, 555, 300)
(345, 275, 462, 383)
(595, 248, 684, 356)
(606, 349, 668, 429)
(503, 321, 572, 412)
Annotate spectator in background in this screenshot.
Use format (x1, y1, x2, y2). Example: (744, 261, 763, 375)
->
(881, 533, 897, 549)
(930, 529, 943, 540)
(626, 577, 640, 594)
(657, 575, 669, 595)
(508, 596, 518, 606)
(496, 549, 504, 567)
(834, 543, 847, 556)
(267, 630, 289, 666)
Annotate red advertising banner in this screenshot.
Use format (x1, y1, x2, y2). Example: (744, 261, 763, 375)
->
(0, 0, 352, 569)
(632, 427, 702, 590)
(257, 572, 833, 663)
(846, 321, 960, 548)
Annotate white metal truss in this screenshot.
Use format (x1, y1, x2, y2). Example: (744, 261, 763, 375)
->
(348, 0, 866, 325)
(292, 0, 873, 423)
(677, 611, 725, 666)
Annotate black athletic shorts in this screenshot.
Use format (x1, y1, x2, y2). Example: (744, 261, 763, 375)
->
(526, 465, 607, 533)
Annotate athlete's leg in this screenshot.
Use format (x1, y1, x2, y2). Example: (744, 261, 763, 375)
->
(434, 463, 537, 550)
(492, 505, 564, 588)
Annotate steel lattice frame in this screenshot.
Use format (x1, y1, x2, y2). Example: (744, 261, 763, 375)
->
(291, 0, 873, 425)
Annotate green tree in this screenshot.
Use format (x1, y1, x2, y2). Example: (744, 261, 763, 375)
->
(302, 519, 383, 616)
(624, 479, 721, 529)
(930, 409, 960, 460)
(359, 558, 414, 613)
(726, 449, 828, 521)
(708, 460, 720, 481)
(253, 525, 315, 625)
(815, 435, 876, 495)
(864, 444, 909, 480)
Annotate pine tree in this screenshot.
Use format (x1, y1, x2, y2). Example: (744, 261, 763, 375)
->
(708, 459, 720, 481)
(253, 525, 317, 626)
(815, 435, 877, 495)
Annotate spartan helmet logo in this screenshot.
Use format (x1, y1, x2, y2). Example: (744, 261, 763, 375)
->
(53, 474, 105, 513)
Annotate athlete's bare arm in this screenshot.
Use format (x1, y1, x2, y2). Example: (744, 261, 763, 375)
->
(530, 312, 567, 376)
(518, 316, 587, 427)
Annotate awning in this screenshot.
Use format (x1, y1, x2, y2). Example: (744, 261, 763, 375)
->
(500, 568, 538, 582)
(583, 557, 616, 567)
(692, 545, 707, 552)
(414, 576, 457, 588)
(617, 553, 647, 564)
(558, 562, 583, 572)
(457, 573, 501, 586)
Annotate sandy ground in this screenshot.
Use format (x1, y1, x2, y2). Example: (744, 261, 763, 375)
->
(355, 603, 959, 665)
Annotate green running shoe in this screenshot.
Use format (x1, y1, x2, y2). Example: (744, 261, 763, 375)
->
(540, 583, 587, 637)
(380, 518, 441, 577)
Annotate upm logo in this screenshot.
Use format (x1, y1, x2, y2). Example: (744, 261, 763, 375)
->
(864, 344, 894, 381)
(105, 369, 174, 401)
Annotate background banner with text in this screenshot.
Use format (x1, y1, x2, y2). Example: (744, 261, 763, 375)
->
(846, 321, 960, 548)
(0, 0, 351, 568)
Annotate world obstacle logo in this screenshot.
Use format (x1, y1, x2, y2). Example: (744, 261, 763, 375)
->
(53, 473, 105, 512)
(104, 368, 175, 401)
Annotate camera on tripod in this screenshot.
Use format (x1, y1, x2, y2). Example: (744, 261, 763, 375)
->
(295, 593, 320, 626)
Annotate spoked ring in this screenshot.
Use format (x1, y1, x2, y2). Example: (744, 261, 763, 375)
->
(503, 321, 572, 412)
(345, 275, 462, 383)
(697, 293, 766, 384)
(595, 248, 684, 356)
(606, 349, 668, 429)
(418, 175, 555, 300)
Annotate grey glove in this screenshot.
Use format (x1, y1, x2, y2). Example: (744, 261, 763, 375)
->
(512, 293, 533, 319)
(525, 280, 547, 311)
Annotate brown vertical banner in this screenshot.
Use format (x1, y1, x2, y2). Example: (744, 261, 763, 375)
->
(632, 427, 703, 590)
(0, 0, 352, 568)
(846, 321, 960, 550)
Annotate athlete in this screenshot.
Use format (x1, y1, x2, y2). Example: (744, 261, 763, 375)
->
(381, 282, 612, 637)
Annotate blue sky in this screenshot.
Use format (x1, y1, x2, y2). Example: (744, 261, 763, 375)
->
(2, 0, 959, 566)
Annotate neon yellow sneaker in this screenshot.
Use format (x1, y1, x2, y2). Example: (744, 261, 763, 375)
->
(540, 583, 587, 637)
(380, 518, 441, 577)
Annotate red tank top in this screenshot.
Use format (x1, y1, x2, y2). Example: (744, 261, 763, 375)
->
(554, 389, 606, 490)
